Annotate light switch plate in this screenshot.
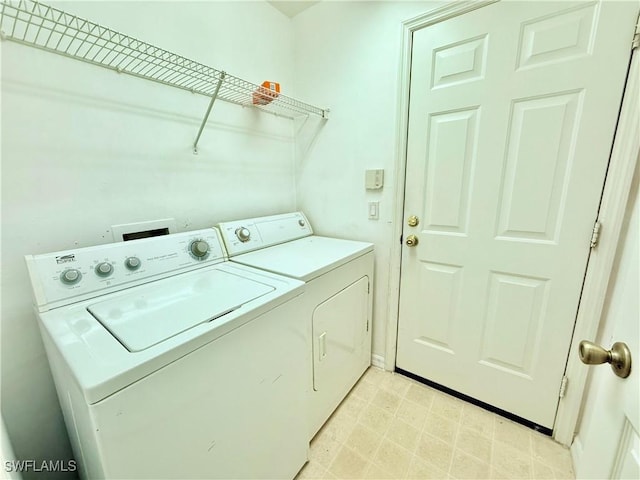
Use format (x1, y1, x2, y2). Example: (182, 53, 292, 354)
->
(368, 201, 379, 220)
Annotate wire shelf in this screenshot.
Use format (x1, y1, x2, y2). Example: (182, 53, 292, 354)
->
(0, 0, 329, 125)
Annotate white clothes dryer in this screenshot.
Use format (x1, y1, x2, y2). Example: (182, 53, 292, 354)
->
(218, 212, 374, 438)
(25, 228, 308, 479)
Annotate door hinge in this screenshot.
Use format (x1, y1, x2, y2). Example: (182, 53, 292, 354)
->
(590, 221, 602, 248)
(559, 376, 569, 399)
(633, 14, 640, 50)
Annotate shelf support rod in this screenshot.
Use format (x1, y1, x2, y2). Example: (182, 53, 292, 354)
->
(193, 71, 226, 154)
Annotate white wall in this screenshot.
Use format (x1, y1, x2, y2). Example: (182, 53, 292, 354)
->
(291, 1, 438, 359)
(1, 1, 296, 475)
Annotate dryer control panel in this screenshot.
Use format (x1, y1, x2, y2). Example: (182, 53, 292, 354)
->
(218, 212, 313, 256)
(26, 228, 226, 311)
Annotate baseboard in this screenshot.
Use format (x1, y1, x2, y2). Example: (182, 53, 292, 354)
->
(570, 435, 582, 476)
(371, 354, 385, 369)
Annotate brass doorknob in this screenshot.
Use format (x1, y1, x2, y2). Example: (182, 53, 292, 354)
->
(407, 215, 419, 227)
(579, 340, 632, 378)
(405, 235, 419, 247)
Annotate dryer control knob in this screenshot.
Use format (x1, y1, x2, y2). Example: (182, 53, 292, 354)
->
(95, 262, 113, 277)
(60, 268, 82, 285)
(190, 240, 209, 258)
(124, 256, 141, 271)
(235, 227, 251, 243)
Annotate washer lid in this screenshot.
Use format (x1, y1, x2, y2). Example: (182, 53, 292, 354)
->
(232, 236, 373, 282)
(87, 268, 274, 352)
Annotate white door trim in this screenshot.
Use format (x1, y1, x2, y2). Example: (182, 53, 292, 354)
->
(385, 0, 640, 446)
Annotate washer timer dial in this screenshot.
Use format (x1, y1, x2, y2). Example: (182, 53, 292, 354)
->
(189, 240, 210, 259)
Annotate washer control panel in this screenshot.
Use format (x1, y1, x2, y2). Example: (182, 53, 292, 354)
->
(218, 212, 313, 256)
(26, 228, 225, 311)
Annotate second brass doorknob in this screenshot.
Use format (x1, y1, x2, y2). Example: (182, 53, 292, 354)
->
(579, 340, 632, 378)
(406, 235, 419, 247)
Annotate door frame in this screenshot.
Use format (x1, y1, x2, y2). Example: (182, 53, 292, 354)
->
(384, 0, 640, 446)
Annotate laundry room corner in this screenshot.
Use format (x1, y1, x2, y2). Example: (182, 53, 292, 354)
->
(1, 1, 299, 474)
(291, 1, 439, 365)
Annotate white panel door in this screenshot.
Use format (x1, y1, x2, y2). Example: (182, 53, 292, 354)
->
(575, 152, 639, 478)
(396, 1, 638, 428)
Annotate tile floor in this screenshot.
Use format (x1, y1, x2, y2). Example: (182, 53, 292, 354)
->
(297, 367, 574, 480)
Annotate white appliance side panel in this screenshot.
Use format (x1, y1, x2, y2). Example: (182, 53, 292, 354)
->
(233, 236, 374, 281)
(87, 298, 308, 479)
(38, 324, 104, 480)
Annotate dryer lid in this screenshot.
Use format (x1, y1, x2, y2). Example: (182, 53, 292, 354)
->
(87, 268, 274, 352)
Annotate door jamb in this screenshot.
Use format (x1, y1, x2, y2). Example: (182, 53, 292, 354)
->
(384, 0, 640, 447)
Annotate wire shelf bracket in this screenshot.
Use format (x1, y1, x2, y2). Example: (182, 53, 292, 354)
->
(193, 71, 225, 154)
(0, 0, 329, 153)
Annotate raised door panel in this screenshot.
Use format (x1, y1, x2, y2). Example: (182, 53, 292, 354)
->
(496, 91, 582, 242)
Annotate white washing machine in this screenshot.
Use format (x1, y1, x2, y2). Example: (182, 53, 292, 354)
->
(25, 228, 308, 479)
(218, 212, 374, 438)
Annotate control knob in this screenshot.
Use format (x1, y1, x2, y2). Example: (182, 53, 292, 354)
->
(95, 262, 113, 277)
(190, 240, 210, 259)
(60, 269, 82, 285)
(235, 227, 251, 243)
(125, 256, 141, 271)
